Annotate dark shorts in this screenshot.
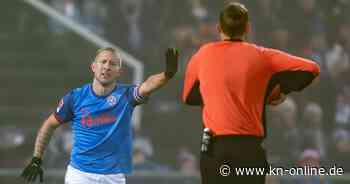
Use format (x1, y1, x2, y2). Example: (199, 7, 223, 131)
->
(200, 135, 268, 184)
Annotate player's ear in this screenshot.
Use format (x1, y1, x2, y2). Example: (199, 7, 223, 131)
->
(90, 61, 96, 73)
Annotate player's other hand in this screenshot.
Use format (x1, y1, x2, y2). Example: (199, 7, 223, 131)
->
(21, 157, 44, 183)
(165, 48, 179, 79)
(268, 84, 287, 106)
(269, 93, 286, 105)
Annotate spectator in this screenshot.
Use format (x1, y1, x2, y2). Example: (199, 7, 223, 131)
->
(48, 0, 82, 34)
(268, 97, 302, 166)
(335, 91, 350, 129)
(177, 147, 199, 176)
(80, 0, 107, 35)
(189, 0, 209, 23)
(325, 44, 350, 80)
(295, 149, 331, 184)
(132, 136, 171, 172)
(280, 0, 325, 52)
(250, 0, 280, 46)
(302, 102, 327, 158)
(173, 25, 197, 73)
(330, 129, 350, 172)
(269, 27, 291, 52)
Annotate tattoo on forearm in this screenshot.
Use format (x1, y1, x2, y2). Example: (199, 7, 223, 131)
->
(33, 124, 57, 158)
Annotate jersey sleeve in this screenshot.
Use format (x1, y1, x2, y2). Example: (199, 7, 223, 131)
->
(54, 91, 74, 124)
(182, 52, 202, 105)
(127, 85, 148, 106)
(261, 47, 320, 93)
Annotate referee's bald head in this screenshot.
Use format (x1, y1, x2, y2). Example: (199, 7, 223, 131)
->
(219, 1, 249, 38)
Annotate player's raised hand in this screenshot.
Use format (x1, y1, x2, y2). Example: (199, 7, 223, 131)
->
(165, 48, 179, 79)
(21, 157, 44, 183)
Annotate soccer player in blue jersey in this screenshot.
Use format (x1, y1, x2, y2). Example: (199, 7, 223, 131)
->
(21, 47, 179, 184)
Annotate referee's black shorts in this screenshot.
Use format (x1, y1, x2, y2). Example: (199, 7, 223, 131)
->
(200, 135, 268, 184)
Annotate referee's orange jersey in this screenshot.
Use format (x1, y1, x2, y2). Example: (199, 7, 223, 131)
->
(183, 41, 320, 137)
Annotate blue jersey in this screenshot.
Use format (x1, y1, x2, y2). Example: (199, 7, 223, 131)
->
(54, 83, 146, 174)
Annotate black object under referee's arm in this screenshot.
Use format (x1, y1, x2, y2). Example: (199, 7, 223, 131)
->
(201, 128, 212, 153)
(272, 71, 316, 95)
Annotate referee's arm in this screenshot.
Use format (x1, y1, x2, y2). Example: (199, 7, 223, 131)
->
(183, 53, 203, 106)
(263, 48, 320, 94)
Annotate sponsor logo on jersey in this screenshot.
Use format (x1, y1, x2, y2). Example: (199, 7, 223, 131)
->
(80, 109, 117, 128)
(107, 95, 117, 106)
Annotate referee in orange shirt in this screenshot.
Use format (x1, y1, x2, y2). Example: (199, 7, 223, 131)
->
(182, 2, 320, 184)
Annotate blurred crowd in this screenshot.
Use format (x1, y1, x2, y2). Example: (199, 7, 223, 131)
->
(1, 0, 350, 182)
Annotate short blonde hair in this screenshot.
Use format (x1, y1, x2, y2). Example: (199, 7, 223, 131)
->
(96, 47, 116, 56)
(94, 47, 122, 68)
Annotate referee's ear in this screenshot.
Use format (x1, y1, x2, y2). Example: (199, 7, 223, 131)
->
(245, 22, 251, 35)
(216, 23, 223, 34)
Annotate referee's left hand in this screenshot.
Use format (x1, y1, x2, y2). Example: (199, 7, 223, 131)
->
(269, 93, 286, 105)
(21, 157, 44, 183)
(165, 48, 179, 79)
